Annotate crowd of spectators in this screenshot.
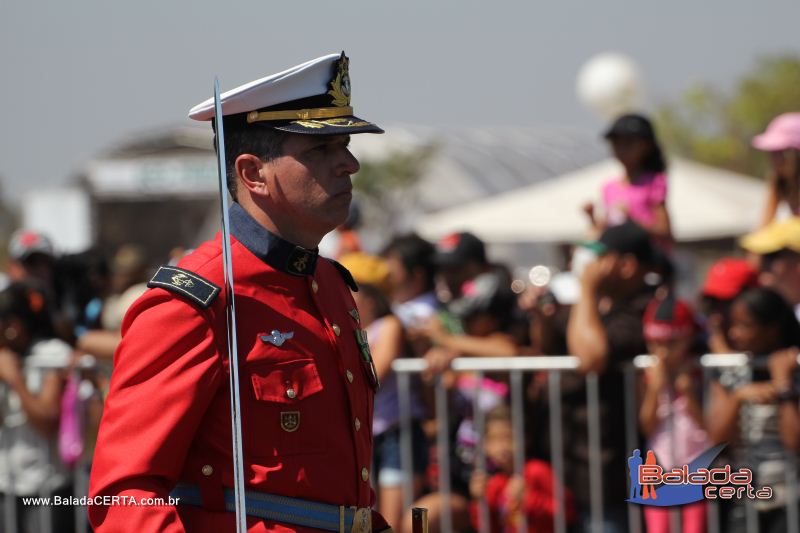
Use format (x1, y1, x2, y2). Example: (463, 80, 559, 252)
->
(0, 111, 798, 533)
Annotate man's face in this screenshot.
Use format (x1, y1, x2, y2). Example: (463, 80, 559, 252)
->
(592, 253, 624, 294)
(262, 133, 359, 236)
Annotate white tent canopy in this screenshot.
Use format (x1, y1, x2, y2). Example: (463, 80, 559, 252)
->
(416, 158, 766, 244)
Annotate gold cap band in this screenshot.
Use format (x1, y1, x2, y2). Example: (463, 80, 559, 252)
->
(246, 106, 354, 123)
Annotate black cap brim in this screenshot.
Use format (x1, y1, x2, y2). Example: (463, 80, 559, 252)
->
(272, 115, 384, 135)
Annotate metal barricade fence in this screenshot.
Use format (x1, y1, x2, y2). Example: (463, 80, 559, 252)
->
(4, 352, 799, 532)
(392, 354, 800, 533)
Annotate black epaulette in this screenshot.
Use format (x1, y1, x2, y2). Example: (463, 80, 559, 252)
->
(147, 266, 221, 308)
(326, 259, 358, 292)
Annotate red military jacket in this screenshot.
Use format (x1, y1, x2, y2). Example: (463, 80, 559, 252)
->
(89, 203, 389, 533)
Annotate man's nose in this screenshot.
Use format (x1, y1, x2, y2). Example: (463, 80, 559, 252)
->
(337, 148, 360, 176)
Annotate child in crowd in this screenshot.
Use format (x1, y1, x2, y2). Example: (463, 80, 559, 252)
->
(584, 113, 673, 245)
(339, 253, 428, 531)
(404, 267, 519, 533)
(699, 258, 759, 354)
(708, 287, 800, 533)
(752, 113, 800, 226)
(639, 297, 708, 533)
(469, 404, 574, 533)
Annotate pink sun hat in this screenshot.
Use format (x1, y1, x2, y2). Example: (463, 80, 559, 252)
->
(752, 112, 800, 151)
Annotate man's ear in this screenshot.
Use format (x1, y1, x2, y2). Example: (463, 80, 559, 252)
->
(235, 154, 268, 197)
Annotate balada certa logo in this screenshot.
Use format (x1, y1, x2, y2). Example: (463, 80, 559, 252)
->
(627, 444, 773, 506)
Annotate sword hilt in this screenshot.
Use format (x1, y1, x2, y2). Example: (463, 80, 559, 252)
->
(411, 507, 428, 533)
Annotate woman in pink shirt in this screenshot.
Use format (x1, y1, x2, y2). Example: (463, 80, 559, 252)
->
(585, 114, 673, 245)
(752, 112, 800, 227)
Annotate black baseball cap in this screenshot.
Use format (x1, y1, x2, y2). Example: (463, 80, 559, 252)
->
(448, 270, 515, 321)
(434, 232, 487, 267)
(603, 113, 656, 141)
(581, 221, 655, 265)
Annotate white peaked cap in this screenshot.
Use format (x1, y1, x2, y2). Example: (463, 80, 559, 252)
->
(187, 52, 383, 135)
(189, 53, 340, 121)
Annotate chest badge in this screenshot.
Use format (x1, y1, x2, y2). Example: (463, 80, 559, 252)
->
(261, 330, 294, 347)
(354, 328, 380, 389)
(280, 411, 300, 432)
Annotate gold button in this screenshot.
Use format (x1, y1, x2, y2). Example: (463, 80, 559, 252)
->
(332, 324, 341, 336)
(311, 280, 319, 293)
(346, 369, 354, 383)
(201, 465, 213, 476)
(361, 467, 369, 481)
(354, 417, 361, 431)
(286, 388, 297, 399)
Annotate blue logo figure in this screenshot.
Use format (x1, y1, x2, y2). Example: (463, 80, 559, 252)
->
(628, 449, 643, 500)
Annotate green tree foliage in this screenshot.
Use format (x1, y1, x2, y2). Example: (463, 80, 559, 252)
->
(656, 55, 800, 177)
(353, 144, 437, 242)
(352, 144, 436, 202)
(351, 144, 437, 230)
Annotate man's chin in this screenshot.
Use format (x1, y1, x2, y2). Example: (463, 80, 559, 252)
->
(327, 198, 352, 225)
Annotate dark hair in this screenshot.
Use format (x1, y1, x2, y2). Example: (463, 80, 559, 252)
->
(605, 114, 667, 174)
(54, 249, 110, 329)
(772, 149, 800, 196)
(381, 233, 436, 292)
(734, 287, 800, 348)
(0, 282, 55, 343)
(357, 283, 393, 320)
(641, 140, 667, 174)
(485, 404, 512, 427)
(213, 122, 288, 200)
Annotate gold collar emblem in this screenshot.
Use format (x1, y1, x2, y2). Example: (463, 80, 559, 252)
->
(293, 252, 310, 273)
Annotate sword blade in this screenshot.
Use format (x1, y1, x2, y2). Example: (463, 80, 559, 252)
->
(214, 77, 247, 533)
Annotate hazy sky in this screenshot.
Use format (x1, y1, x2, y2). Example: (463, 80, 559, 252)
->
(1, 0, 798, 198)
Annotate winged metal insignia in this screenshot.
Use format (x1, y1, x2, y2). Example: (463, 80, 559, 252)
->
(261, 330, 295, 347)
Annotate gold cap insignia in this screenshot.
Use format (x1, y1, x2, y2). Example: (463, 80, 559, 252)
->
(280, 411, 300, 432)
(328, 52, 351, 107)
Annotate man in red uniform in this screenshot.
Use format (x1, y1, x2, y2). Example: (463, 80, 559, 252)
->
(89, 52, 391, 533)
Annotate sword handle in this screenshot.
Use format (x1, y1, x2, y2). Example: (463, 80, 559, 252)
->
(411, 507, 428, 533)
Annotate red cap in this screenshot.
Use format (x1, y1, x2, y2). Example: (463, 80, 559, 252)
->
(701, 258, 758, 301)
(643, 297, 696, 342)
